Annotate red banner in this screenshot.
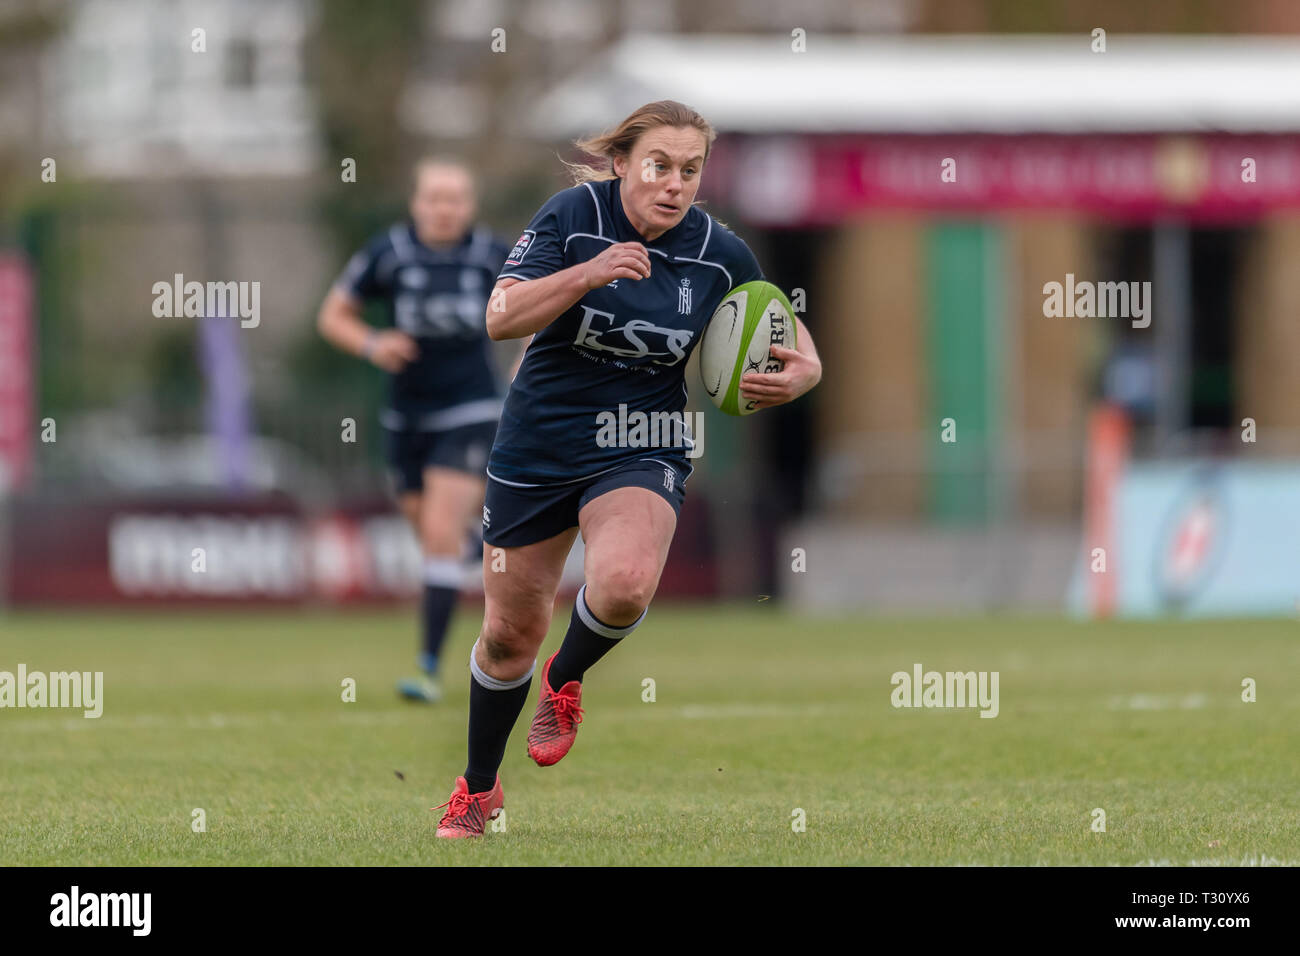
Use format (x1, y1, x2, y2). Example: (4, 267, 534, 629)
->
(708, 134, 1300, 224)
(5, 494, 720, 605)
(0, 254, 34, 493)
(7, 496, 431, 605)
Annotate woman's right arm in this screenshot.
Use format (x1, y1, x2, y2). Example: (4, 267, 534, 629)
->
(486, 241, 651, 341)
(317, 287, 417, 373)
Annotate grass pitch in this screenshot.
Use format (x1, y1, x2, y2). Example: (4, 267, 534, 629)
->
(2, 606, 1298, 865)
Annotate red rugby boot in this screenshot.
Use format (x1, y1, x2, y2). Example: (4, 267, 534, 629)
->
(526, 652, 585, 766)
(433, 775, 503, 839)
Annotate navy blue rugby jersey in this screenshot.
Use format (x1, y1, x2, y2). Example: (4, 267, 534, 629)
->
(488, 177, 764, 484)
(334, 222, 510, 431)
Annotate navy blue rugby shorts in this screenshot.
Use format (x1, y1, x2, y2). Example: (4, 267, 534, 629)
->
(384, 420, 497, 493)
(482, 456, 689, 548)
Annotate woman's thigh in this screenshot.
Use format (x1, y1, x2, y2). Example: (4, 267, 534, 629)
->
(578, 486, 678, 626)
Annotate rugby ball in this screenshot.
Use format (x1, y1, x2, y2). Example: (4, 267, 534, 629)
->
(697, 281, 797, 416)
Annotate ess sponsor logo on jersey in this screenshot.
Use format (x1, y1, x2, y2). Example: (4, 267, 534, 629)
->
(504, 230, 536, 265)
(398, 267, 429, 289)
(574, 305, 693, 366)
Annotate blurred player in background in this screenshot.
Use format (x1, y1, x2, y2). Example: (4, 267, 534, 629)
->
(432, 101, 822, 837)
(317, 158, 513, 703)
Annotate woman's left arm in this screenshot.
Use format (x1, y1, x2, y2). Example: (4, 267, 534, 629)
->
(737, 316, 822, 410)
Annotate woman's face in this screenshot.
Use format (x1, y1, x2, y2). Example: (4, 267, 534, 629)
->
(613, 126, 707, 241)
(410, 164, 476, 246)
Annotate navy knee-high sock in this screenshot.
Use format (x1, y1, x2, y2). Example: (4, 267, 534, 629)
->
(547, 584, 647, 690)
(419, 557, 462, 674)
(464, 643, 533, 794)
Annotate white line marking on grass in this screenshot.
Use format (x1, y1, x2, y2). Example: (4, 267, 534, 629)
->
(3, 709, 415, 734)
(1133, 855, 1296, 866)
(1107, 693, 1208, 711)
(678, 703, 833, 719)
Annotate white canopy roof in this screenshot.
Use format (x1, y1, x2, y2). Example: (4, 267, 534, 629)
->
(524, 34, 1300, 136)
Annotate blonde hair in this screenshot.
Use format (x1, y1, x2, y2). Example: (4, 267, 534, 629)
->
(565, 100, 716, 186)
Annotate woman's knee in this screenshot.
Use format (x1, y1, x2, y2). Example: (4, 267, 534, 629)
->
(586, 562, 658, 624)
(418, 506, 463, 556)
(480, 605, 549, 661)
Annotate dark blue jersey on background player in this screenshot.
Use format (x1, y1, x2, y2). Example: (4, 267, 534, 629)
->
(317, 158, 516, 704)
(432, 101, 824, 837)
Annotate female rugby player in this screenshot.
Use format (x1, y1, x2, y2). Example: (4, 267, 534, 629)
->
(433, 101, 822, 837)
(318, 158, 513, 704)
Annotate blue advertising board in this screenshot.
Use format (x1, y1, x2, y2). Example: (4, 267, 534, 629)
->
(1070, 461, 1300, 617)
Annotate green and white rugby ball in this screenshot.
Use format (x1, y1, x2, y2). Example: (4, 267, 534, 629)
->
(697, 281, 797, 416)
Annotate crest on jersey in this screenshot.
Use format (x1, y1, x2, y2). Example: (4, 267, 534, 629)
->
(678, 277, 692, 315)
(504, 230, 536, 266)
